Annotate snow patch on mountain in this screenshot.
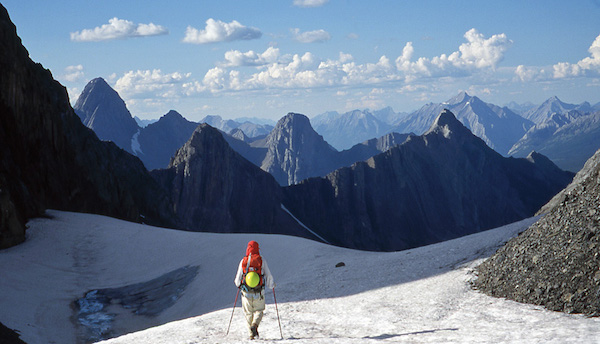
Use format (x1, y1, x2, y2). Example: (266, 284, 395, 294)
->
(131, 129, 143, 155)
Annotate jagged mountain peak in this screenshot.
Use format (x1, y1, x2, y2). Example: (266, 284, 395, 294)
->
(73, 77, 139, 153)
(424, 109, 471, 139)
(448, 91, 472, 104)
(74, 77, 123, 111)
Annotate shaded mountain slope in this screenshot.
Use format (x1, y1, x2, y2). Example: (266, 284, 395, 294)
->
(0, 4, 174, 249)
(151, 124, 313, 239)
(283, 110, 573, 251)
(135, 110, 199, 170)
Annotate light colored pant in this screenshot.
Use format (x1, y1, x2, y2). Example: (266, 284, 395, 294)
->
(241, 292, 265, 335)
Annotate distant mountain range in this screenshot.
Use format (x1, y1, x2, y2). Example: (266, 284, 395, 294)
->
(311, 109, 394, 150)
(508, 97, 600, 172)
(284, 110, 573, 251)
(311, 93, 600, 172)
(72, 76, 600, 182)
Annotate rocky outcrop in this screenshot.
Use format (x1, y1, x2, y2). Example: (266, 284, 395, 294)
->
(151, 124, 312, 238)
(135, 110, 199, 170)
(261, 113, 340, 185)
(74, 78, 140, 153)
(283, 110, 573, 251)
(473, 148, 600, 316)
(0, 4, 175, 249)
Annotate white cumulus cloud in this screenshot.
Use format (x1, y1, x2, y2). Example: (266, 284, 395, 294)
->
(220, 47, 286, 67)
(62, 65, 84, 82)
(114, 69, 192, 99)
(183, 18, 261, 44)
(292, 28, 331, 43)
(394, 29, 512, 80)
(70, 18, 168, 42)
(553, 33, 600, 78)
(293, 0, 329, 7)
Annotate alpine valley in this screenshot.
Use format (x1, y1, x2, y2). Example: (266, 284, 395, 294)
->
(1, 3, 600, 344)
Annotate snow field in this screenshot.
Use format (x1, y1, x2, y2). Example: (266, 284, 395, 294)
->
(0, 211, 599, 343)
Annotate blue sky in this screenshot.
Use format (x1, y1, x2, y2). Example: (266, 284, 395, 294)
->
(3, 0, 600, 121)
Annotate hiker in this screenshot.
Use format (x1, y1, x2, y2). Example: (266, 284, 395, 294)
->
(234, 240, 275, 340)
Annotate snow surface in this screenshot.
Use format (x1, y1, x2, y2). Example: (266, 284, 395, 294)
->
(131, 129, 143, 155)
(0, 211, 599, 344)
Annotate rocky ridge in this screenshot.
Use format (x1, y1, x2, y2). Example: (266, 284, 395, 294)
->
(151, 124, 311, 239)
(283, 110, 573, 251)
(473, 148, 600, 316)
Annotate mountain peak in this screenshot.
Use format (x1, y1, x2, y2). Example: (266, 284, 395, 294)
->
(73, 77, 139, 153)
(448, 91, 471, 104)
(279, 112, 311, 126)
(162, 110, 184, 121)
(425, 109, 464, 137)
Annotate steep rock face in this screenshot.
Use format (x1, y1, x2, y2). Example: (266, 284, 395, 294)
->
(474, 148, 600, 316)
(392, 92, 533, 155)
(74, 78, 140, 153)
(283, 110, 573, 251)
(261, 113, 339, 186)
(151, 124, 310, 238)
(135, 110, 199, 170)
(0, 5, 174, 249)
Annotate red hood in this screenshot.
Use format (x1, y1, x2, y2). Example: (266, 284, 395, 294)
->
(246, 241, 259, 255)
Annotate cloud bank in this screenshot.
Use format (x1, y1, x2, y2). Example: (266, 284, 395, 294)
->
(292, 28, 331, 43)
(553, 34, 600, 78)
(183, 19, 261, 44)
(70, 18, 168, 42)
(112, 28, 514, 102)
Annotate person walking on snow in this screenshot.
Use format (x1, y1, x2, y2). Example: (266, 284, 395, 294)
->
(234, 240, 275, 340)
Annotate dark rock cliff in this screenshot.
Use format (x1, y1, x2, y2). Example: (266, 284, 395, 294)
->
(0, 4, 175, 249)
(151, 124, 313, 239)
(473, 148, 600, 316)
(283, 110, 574, 251)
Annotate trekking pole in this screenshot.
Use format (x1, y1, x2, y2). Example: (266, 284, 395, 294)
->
(272, 287, 283, 339)
(226, 288, 240, 336)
